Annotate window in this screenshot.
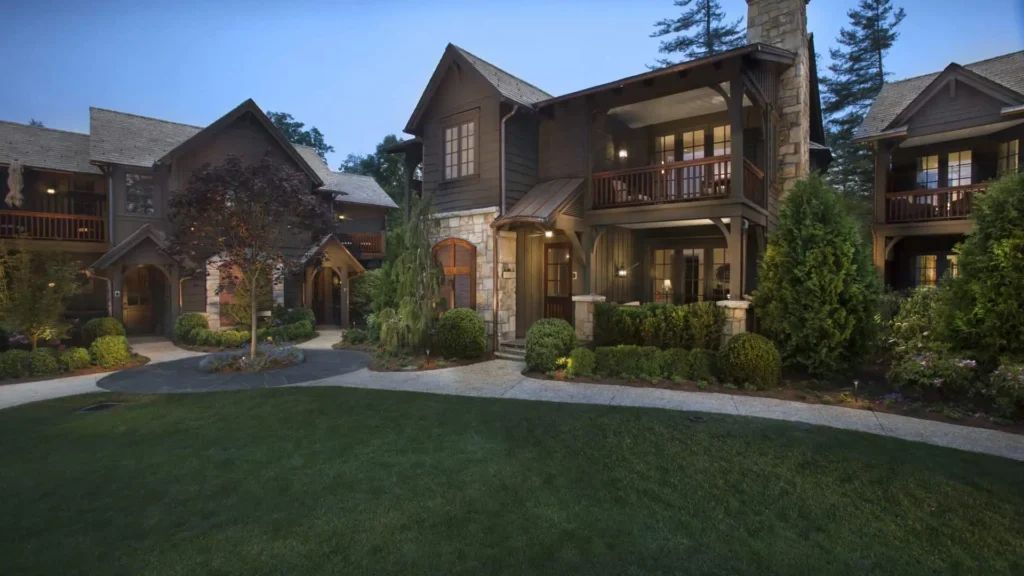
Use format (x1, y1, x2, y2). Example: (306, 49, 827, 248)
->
(680, 129, 705, 198)
(998, 140, 1019, 177)
(712, 125, 731, 192)
(946, 254, 959, 279)
(653, 249, 674, 303)
(125, 173, 155, 215)
(679, 248, 704, 303)
(711, 248, 730, 301)
(713, 125, 731, 157)
(444, 121, 475, 180)
(654, 135, 676, 198)
(916, 155, 939, 190)
(947, 150, 972, 187)
(915, 255, 937, 287)
(433, 238, 476, 309)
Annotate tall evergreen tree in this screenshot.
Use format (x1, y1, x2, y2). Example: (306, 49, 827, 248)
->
(650, 0, 745, 68)
(266, 111, 335, 160)
(821, 0, 905, 208)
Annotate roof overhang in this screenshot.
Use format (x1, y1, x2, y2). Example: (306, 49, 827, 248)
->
(898, 119, 1024, 148)
(534, 43, 795, 109)
(300, 234, 366, 274)
(154, 99, 324, 188)
(493, 178, 584, 228)
(854, 125, 909, 144)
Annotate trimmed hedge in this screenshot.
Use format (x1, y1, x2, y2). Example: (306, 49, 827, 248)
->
(59, 347, 93, 372)
(525, 319, 577, 373)
(82, 317, 126, 345)
(345, 329, 369, 345)
(174, 313, 209, 343)
(591, 345, 719, 382)
(565, 347, 596, 379)
(258, 320, 314, 343)
(29, 348, 60, 376)
(719, 333, 781, 390)
(594, 301, 725, 350)
(282, 307, 316, 326)
(90, 335, 131, 368)
(435, 308, 486, 359)
(0, 350, 32, 379)
(190, 329, 251, 349)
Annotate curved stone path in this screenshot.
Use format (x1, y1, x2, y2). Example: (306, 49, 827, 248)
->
(0, 329, 1021, 461)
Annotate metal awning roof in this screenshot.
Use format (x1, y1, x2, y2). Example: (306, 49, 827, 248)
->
(495, 178, 583, 226)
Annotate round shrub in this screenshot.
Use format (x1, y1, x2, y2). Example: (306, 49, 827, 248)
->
(0, 350, 32, 379)
(435, 308, 486, 359)
(284, 307, 316, 326)
(83, 317, 126, 344)
(89, 335, 131, 368)
(59, 347, 93, 372)
(286, 320, 314, 341)
(687, 349, 717, 382)
(719, 333, 781, 390)
(345, 328, 369, 345)
(29, 348, 60, 376)
(525, 319, 577, 373)
(565, 347, 596, 379)
(174, 313, 209, 343)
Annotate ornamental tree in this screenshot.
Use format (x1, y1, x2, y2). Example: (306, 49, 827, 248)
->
(0, 240, 81, 349)
(753, 175, 880, 377)
(169, 154, 331, 357)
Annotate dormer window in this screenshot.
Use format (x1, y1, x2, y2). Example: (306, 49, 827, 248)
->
(444, 120, 475, 180)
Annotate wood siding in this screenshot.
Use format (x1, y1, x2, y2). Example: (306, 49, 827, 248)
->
(504, 109, 539, 209)
(334, 202, 388, 234)
(420, 65, 501, 213)
(593, 226, 638, 303)
(180, 276, 207, 313)
(907, 82, 1009, 137)
(538, 100, 590, 181)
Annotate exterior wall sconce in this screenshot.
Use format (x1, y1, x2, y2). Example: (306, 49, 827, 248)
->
(337, 214, 346, 220)
(544, 230, 553, 238)
(618, 149, 628, 159)
(46, 187, 56, 195)
(615, 266, 628, 278)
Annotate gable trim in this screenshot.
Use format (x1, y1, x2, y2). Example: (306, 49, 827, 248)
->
(887, 64, 1024, 130)
(405, 44, 504, 134)
(154, 99, 324, 187)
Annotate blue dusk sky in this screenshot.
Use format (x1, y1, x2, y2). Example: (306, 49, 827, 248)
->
(1, 0, 1021, 168)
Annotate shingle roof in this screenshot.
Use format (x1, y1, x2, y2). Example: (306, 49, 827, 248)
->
(0, 121, 100, 174)
(452, 45, 553, 107)
(858, 50, 1024, 139)
(293, 145, 398, 209)
(90, 107, 201, 167)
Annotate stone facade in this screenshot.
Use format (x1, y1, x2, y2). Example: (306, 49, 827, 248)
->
(747, 0, 811, 195)
(572, 295, 606, 342)
(716, 300, 751, 346)
(204, 257, 222, 330)
(496, 230, 517, 342)
(431, 206, 514, 347)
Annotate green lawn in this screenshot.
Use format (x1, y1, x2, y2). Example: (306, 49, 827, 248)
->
(1, 389, 1023, 575)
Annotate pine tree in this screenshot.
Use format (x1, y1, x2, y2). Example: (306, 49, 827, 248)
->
(650, 0, 745, 68)
(821, 0, 906, 208)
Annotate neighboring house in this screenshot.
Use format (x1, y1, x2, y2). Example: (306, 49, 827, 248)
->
(389, 0, 829, 349)
(856, 51, 1024, 289)
(0, 99, 397, 336)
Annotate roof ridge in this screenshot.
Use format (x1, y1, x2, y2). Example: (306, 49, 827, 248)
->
(0, 119, 89, 137)
(451, 44, 553, 98)
(89, 106, 204, 130)
(884, 49, 1024, 88)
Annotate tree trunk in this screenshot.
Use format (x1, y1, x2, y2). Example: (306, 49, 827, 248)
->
(29, 333, 38, 351)
(250, 282, 258, 358)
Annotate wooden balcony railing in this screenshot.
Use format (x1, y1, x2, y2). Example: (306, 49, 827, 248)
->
(885, 184, 984, 223)
(0, 211, 106, 243)
(592, 155, 766, 209)
(337, 232, 384, 256)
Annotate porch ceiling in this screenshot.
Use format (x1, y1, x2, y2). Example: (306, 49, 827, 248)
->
(619, 218, 730, 229)
(608, 84, 751, 129)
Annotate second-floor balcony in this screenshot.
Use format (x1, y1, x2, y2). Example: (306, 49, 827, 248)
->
(885, 184, 984, 224)
(0, 210, 107, 243)
(592, 155, 766, 210)
(336, 232, 385, 259)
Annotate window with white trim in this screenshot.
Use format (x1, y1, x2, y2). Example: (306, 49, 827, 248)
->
(444, 121, 475, 180)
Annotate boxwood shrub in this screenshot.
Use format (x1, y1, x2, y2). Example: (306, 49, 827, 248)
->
(565, 347, 596, 379)
(174, 313, 209, 343)
(282, 307, 316, 326)
(83, 317, 126, 345)
(29, 348, 60, 376)
(436, 308, 486, 359)
(719, 333, 781, 389)
(89, 335, 131, 368)
(59, 347, 93, 372)
(0, 350, 32, 379)
(525, 318, 577, 373)
(594, 301, 725, 350)
(258, 320, 314, 343)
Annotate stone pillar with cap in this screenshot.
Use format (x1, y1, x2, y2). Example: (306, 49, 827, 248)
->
(572, 294, 606, 342)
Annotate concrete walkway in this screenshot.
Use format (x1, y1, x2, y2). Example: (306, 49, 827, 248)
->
(292, 358, 1024, 462)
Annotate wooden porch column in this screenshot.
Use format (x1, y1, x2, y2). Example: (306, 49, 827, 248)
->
(728, 220, 743, 300)
(333, 266, 349, 329)
(581, 227, 595, 294)
(873, 143, 891, 224)
(729, 72, 746, 201)
(872, 231, 886, 282)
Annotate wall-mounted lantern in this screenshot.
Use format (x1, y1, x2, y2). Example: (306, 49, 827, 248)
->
(618, 148, 628, 160)
(544, 230, 553, 238)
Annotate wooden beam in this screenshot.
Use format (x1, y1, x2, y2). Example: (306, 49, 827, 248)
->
(729, 72, 746, 201)
(710, 217, 730, 241)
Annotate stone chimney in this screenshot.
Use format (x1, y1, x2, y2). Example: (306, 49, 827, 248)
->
(746, 0, 811, 194)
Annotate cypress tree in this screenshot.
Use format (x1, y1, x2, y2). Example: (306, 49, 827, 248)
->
(821, 0, 906, 210)
(650, 0, 745, 68)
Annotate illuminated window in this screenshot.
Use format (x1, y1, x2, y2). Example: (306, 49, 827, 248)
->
(679, 248, 704, 303)
(680, 129, 705, 198)
(443, 121, 475, 180)
(947, 150, 972, 187)
(998, 140, 1019, 178)
(915, 255, 937, 287)
(654, 135, 676, 198)
(653, 249, 674, 303)
(916, 156, 938, 190)
(713, 125, 731, 157)
(946, 254, 959, 278)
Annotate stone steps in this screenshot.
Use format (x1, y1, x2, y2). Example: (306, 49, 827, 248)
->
(496, 340, 526, 362)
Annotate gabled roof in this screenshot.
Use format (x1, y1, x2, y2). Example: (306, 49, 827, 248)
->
(857, 50, 1024, 141)
(405, 44, 553, 133)
(154, 99, 323, 188)
(495, 178, 584, 226)
(300, 234, 366, 274)
(293, 145, 398, 209)
(89, 223, 192, 271)
(90, 107, 201, 167)
(0, 121, 100, 174)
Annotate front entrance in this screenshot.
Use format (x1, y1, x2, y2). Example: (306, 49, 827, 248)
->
(121, 265, 169, 335)
(544, 243, 573, 322)
(311, 267, 343, 326)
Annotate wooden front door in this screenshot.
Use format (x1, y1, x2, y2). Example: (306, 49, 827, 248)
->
(544, 243, 572, 322)
(122, 266, 154, 334)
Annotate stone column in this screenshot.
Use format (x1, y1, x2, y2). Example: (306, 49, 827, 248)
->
(717, 300, 751, 346)
(205, 256, 221, 330)
(272, 263, 285, 306)
(572, 294, 606, 342)
(497, 230, 517, 342)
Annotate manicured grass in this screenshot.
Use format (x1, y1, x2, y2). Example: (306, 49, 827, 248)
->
(1, 389, 1023, 575)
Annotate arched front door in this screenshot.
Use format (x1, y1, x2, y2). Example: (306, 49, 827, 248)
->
(311, 267, 343, 326)
(122, 265, 170, 335)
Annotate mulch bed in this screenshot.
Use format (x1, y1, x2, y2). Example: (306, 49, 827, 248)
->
(178, 333, 319, 353)
(369, 354, 494, 372)
(0, 355, 151, 387)
(528, 366, 1024, 435)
